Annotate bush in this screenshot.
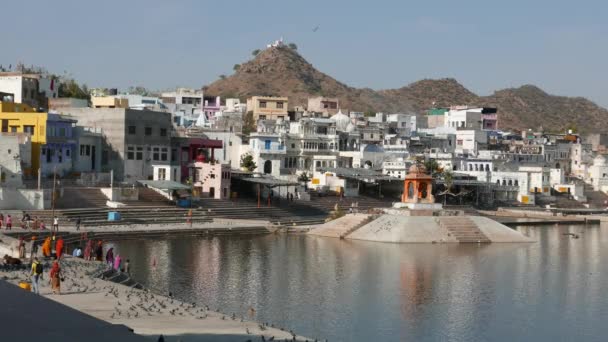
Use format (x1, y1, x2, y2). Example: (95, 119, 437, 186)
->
(240, 153, 257, 172)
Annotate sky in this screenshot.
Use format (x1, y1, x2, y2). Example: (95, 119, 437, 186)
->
(1, 0, 607, 106)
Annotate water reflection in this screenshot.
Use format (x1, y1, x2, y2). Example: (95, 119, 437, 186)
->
(110, 225, 608, 342)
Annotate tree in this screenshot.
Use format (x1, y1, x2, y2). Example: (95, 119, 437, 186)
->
(127, 86, 151, 96)
(240, 153, 257, 172)
(297, 172, 310, 183)
(233, 64, 241, 71)
(219, 74, 227, 80)
(288, 43, 298, 50)
(58, 79, 89, 100)
(242, 111, 256, 136)
(424, 159, 441, 176)
(364, 110, 375, 117)
(252, 49, 261, 56)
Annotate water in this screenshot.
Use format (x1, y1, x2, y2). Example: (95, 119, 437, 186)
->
(109, 224, 608, 342)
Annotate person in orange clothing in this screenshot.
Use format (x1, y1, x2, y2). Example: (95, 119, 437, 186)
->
(55, 237, 64, 259)
(49, 258, 61, 294)
(41, 236, 52, 257)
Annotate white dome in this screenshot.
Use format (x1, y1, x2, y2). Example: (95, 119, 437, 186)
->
(594, 155, 607, 166)
(330, 110, 351, 131)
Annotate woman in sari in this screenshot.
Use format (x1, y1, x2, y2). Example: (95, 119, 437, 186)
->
(49, 259, 61, 294)
(55, 237, 64, 259)
(95, 241, 103, 261)
(41, 237, 52, 257)
(84, 240, 92, 261)
(114, 254, 122, 271)
(105, 247, 114, 268)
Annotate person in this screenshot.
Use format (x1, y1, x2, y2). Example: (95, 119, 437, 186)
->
(41, 236, 52, 257)
(51, 234, 56, 255)
(52, 216, 59, 233)
(95, 241, 103, 261)
(0, 213, 3, 229)
(72, 246, 82, 258)
(30, 235, 38, 262)
(31, 257, 43, 295)
(84, 240, 92, 261)
(105, 247, 114, 268)
(75, 217, 81, 231)
(33, 216, 39, 230)
(40, 220, 46, 230)
(114, 254, 122, 271)
(6, 214, 12, 230)
(123, 259, 130, 275)
(18, 236, 25, 258)
(22, 212, 31, 229)
(55, 237, 64, 260)
(49, 258, 61, 294)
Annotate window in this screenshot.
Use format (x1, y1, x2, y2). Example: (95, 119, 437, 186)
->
(10, 126, 18, 132)
(457, 139, 463, 146)
(57, 149, 62, 163)
(80, 145, 85, 156)
(210, 174, 216, 179)
(259, 101, 267, 108)
(158, 168, 166, 180)
(160, 128, 167, 137)
(259, 115, 266, 120)
(145, 127, 152, 136)
(23, 125, 35, 135)
(66, 149, 70, 157)
(276, 102, 284, 109)
(128, 126, 136, 135)
(86, 145, 91, 156)
(153, 147, 160, 161)
(171, 149, 177, 162)
(264, 140, 271, 150)
(291, 143, 295, 148)
(161, 147, 168, 161)
(136, 147, 143, 160)
(59, 127, 66, 137)
(127, 146, 135, 160)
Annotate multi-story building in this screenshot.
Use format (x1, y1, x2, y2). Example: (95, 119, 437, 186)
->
(91, 96, 129, 108)
(59, 107, 173, 182)
(191, 158, 231, 199)
(41, 113, 78, 176)
(0, 72, 58, 109)
(246, 96, 288, 121)
(307, 97, 339, 117)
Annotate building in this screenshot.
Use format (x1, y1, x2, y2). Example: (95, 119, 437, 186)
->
(307, 97, 339, 117)
(246, 96, 288, 121)
(0, 133, 31, 187)
(59, 107, 173, 182)
(73, 127, 103, 173)
(0, 72, 58, 109)
(41, 113, 78, 176)
(49, 98, 88, 110)
(426, 108, 448, 128)
(0, 101, 47, 177)
(91, 96, 129, 108)
(191, 158, 231, 199)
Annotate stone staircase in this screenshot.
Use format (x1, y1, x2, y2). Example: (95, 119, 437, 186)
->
(307, 214, 372, 238)
(583, 184, 608, 208)
(436, 216, 491, 243)
(54, 188, 109, 209)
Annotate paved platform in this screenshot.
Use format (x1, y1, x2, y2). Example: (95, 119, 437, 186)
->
(0, 280, 146, 342)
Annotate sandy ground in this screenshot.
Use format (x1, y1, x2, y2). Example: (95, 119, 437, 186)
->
(0, 246, 312, 341)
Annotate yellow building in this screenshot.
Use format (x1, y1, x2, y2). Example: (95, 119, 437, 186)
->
(91, 96, 129, 108)
(0, 101, 47, 176)
(246, 96, 288, 121)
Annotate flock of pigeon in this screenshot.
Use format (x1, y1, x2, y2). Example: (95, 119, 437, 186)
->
(1, 259, 324, 342)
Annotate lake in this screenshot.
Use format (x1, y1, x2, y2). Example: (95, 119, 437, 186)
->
(109, 223, 608, 342)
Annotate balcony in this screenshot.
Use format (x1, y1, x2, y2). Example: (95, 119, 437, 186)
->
(258, 144, 286, 154)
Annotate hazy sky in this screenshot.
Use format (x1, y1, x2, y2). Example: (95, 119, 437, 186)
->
(2, 0, 606, 106)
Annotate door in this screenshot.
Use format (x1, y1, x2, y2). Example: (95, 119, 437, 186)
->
(263, 160, 272, 174)
(209, 187, 215, 198)
(91, 146, 96, 171)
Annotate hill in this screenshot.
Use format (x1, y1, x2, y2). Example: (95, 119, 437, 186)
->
(204, 46, 608, 133)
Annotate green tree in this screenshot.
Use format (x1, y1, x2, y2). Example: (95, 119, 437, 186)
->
(240, 153, 257, 172)
(252, 49, 261, 56)
(233, 64, 241, 71)
(424, 159, 440, 176)
(219, 74, 227, 80)
(288, 43, 298, 50)
(58, 79, 89, 100)
(297, 172, 310, 183)
(364, 110, 375, 117)
(242, 111, 256, 136)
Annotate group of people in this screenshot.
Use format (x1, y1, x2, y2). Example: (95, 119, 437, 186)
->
(0, 212, 62, 231)
(30, 256, 62, 295)
(104, 247, 130, 274)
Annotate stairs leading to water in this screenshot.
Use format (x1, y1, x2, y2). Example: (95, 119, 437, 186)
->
(307, 214, 373, 238)
(55, 188, 108, 209)
(436, 216, 491, 243)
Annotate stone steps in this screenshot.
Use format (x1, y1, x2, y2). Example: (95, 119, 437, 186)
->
(437, 216, 491, 244)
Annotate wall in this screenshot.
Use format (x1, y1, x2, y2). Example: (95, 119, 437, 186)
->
(100, 187, 139, 202)
(0, 134, 27, 187)
(0, 188, 48, 209)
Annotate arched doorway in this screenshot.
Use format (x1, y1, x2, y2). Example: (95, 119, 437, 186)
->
(263, 160, 272, 174)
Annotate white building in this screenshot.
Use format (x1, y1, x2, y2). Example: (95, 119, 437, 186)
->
(0, 73, 58, 108)
(587, 155, 608, 192)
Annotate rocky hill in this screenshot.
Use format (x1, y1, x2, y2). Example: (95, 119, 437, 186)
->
(204, 46, 608, 133)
